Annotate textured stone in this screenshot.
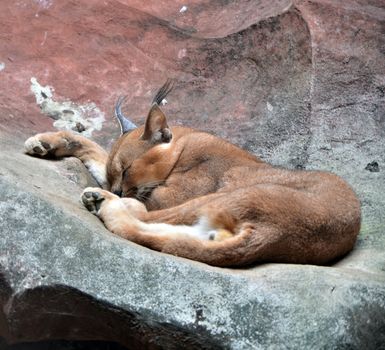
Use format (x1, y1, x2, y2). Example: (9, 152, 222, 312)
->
(0, 0, 385, 349)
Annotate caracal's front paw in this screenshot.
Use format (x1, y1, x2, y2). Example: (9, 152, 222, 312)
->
(81, 187, 118, 215)
(24, 134, 53, 156)
(81, 188, 143, 237)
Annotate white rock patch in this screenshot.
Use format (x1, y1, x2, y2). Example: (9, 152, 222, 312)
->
(30, 77, 105, 138)
(179, 5, 188, 13)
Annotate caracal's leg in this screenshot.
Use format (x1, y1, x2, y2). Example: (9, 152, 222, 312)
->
(80, 187, 232, 244)
(25, 131, 108, 187)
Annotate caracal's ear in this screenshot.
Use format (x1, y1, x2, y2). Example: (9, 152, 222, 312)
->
(141, 104, 172, 144)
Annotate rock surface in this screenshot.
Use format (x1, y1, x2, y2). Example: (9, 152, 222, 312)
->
(0, 0, 385, 349)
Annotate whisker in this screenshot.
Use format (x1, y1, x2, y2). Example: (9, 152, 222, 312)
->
(138, 181, 165, 191)
(131, 179, 166, 204)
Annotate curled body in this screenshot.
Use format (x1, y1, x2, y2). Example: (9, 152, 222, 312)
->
(24, 81, 361, 267)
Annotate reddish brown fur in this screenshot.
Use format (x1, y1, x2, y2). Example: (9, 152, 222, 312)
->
(24, 85, 361, 267)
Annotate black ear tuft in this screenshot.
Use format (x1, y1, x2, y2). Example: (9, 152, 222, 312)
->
(152, 79, 175, 105)
(114, 96, 137, 134)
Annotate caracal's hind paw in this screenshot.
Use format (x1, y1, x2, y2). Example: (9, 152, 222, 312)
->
(24, 135, 52, 156)
(81, 187, 117, 215)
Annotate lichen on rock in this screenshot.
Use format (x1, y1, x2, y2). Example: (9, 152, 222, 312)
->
(30, 77, 105, 138)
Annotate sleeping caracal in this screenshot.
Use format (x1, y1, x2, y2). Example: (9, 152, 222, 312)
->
(24, 80, 361, 266)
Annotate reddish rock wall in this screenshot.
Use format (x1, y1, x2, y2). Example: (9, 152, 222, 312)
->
(1, 0, 310, 165)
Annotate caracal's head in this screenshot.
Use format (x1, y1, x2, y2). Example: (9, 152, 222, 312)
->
(106, 80, 174, 199)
